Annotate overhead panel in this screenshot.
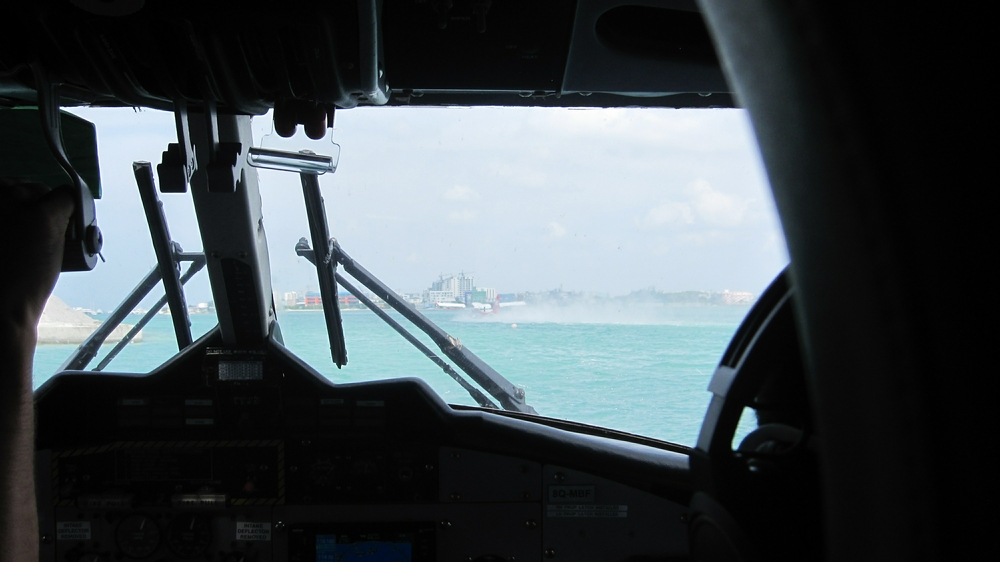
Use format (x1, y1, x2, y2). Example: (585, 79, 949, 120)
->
(562, 0, 731, 96)
(382, 0, 577, 93)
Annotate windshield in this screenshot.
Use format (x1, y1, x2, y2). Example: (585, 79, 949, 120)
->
(33, 105, 787, 447)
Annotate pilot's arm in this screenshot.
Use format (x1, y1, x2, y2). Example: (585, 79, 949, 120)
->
(0, 179, 73, 562)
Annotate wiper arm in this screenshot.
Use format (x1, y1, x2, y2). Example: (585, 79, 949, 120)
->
(300, 173, 348, 367)
(327, 241, 535, 414)
(58, 250, 205, 372)
(135, 162, 192, 349)
(297, 241, 498, 410)
(94, 255, 206, 371)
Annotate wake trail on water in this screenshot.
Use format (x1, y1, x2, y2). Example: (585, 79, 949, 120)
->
(450, 301, 750, 326)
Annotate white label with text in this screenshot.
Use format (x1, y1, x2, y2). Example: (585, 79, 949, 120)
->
(235, 522, 271, 541)
(56, 521, 91, 540)
(546, 504, 628, 518)
(548, 485, 595, 502)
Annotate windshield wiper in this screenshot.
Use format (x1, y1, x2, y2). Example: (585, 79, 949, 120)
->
(296, 236, 535, 414)
(334, 241, 534, 412)
(296, 240, 498, 410)
(300, 173, 348, 367)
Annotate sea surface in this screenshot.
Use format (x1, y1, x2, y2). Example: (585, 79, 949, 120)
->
(32, 305, 755, 447)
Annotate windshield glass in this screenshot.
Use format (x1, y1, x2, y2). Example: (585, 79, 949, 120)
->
(33, 105, 787, 446)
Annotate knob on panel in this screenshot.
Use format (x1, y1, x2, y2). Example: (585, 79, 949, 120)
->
(115, 514, 161, 559)
(166, 513, 213, 559)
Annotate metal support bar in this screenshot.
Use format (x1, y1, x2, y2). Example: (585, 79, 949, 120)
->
(300, 173, 348, 367)
(58, 252, 205, 372)
(331, 241, 535, 413)
(296, 243, 497, 409)
(358, 0, 390, 105)
(94, 255, 207, 371)
(58, 267, 161, 371)
(134, 161, 193, 349)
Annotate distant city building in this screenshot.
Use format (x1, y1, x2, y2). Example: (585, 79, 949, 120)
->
(428, 272, 474, 302)
(421, 273, 506, 307)
(425, 290, 458, 304)
(466, 287, 497, 304)
(276, 287, 393, 310)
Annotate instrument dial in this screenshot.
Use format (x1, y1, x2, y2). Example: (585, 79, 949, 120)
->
(115, 514, 161, 558)
(166, 513, 213, 559)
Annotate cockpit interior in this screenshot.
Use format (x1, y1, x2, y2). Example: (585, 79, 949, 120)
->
(1, 1, 984, 561)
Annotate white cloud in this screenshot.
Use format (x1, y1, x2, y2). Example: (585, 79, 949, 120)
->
(685, 179, 749, 228)
(448, 210, 478, 223)
(638, 179, 755, 231)
(444, 185, 480, 201)
(548, 222, 567, 237)
(640, 201, 694, 229)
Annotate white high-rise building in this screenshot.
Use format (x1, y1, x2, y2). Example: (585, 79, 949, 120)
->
(429, 272, 475, 301)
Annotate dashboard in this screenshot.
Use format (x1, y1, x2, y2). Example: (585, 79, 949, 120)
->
(34, 331, 692, 562)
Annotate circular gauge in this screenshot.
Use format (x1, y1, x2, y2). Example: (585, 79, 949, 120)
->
(166, 514, 213, 559)
(115, 514, 161, 558)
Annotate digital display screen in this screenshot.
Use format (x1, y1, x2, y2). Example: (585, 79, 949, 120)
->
(316, 533, 413, 562)
(218, 360, 263, 381)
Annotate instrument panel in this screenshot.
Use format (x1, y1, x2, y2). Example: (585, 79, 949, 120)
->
(34, 337, 691, 561)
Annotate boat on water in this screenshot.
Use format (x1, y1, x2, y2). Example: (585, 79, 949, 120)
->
(0, 1, 982, 561)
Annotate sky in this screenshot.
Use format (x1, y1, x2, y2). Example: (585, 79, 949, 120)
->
(53, 105, 788, 311)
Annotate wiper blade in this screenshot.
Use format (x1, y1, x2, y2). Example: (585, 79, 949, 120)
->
(300, 173, 348, 367)
(135, 162, 192, 349)
(58, 250, 205, 372)
(94, 255, 206, 371)
(330, 241, 536, 414)
(296, 241, 498, 410)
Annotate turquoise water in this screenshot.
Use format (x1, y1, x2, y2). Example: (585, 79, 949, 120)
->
(32, 306, 751, 447)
